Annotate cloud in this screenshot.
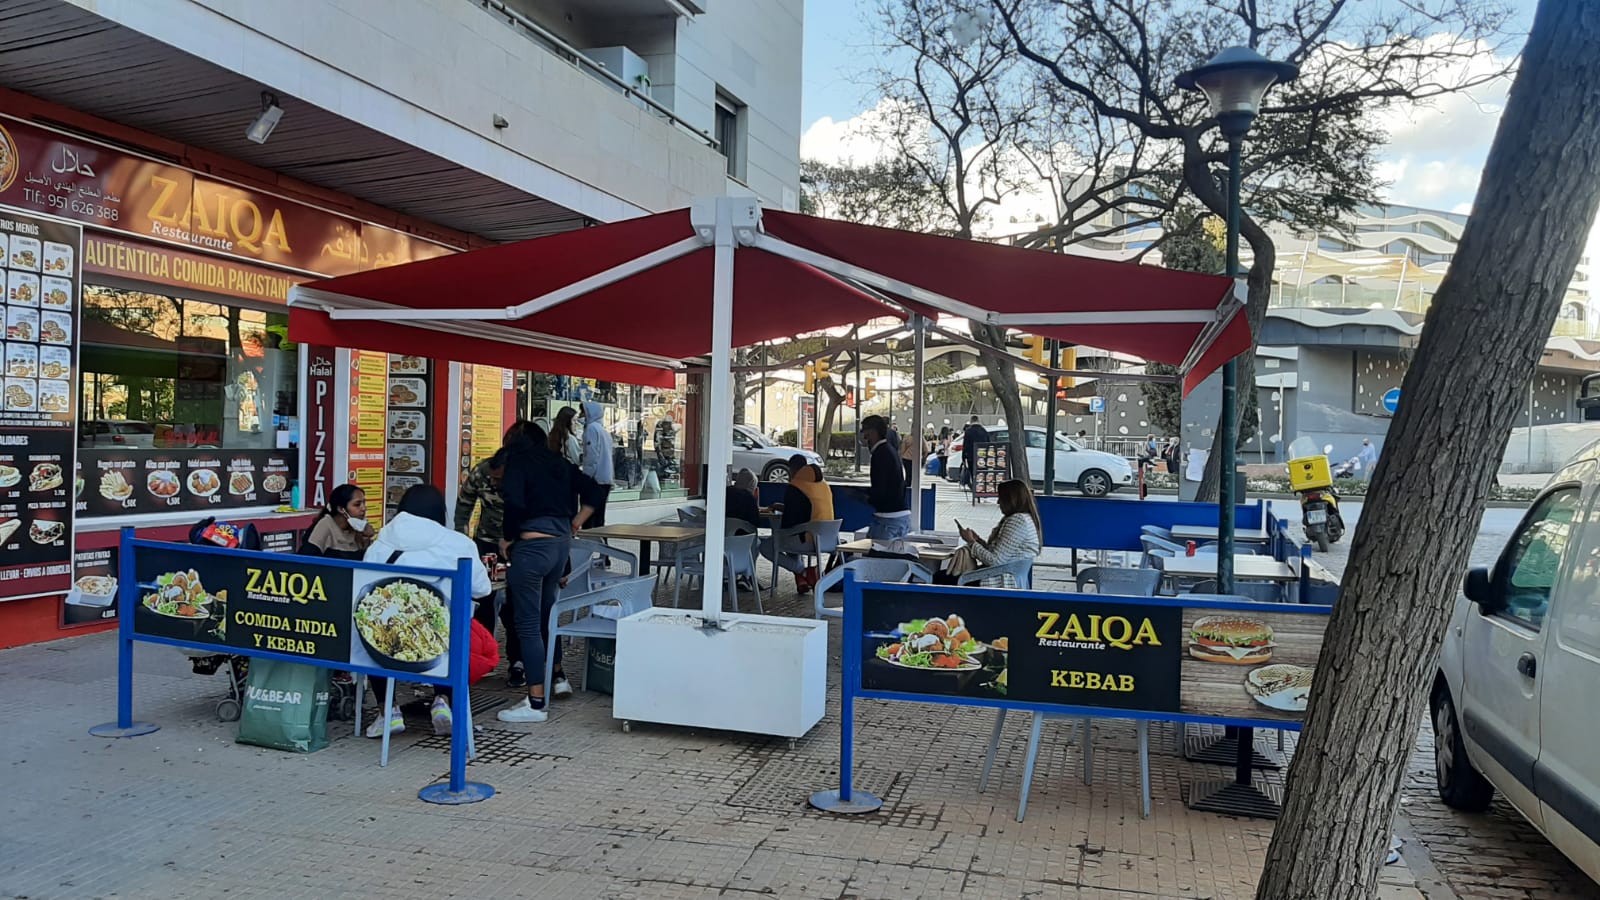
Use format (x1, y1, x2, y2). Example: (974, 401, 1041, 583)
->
(799, 98, 899, 166)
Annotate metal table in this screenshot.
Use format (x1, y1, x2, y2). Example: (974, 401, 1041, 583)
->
(1168, 524, 1271, 544)
(1160, 555, 1297, 581)
(836, 538, 956, 567)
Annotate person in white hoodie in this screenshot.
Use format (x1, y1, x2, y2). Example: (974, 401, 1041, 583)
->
(362, 485, 493, 739)
(579, 400, 615, 527)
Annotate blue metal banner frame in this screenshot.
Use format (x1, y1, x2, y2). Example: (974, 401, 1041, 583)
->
(810, 574, 1333, 815)
(91, 528, 494, 806)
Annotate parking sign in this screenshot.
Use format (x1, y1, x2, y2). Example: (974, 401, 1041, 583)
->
(1089, 397, 1106, 413)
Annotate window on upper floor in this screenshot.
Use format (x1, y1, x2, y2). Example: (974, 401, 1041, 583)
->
(715, 89, 747, 181)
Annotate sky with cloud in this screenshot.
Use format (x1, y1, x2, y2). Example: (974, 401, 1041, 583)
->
(798, 0, 1595, 259)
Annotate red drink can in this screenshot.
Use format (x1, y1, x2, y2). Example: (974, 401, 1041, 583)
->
(1186, 541, 1197, 557)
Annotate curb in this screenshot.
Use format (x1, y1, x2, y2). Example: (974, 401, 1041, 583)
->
(1394, 813, 1462, 900)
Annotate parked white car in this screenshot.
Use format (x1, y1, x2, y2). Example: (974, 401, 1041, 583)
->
(731, 424, 821, 482)
(948, 425, 1135, 497)
(1432, 445, 1600, 883)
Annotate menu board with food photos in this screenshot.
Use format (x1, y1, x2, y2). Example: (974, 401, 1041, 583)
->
(385, 354, 430, 518)
(0, 207, 80, 600)
(75, 448, 295, 517)
(970, 441, 1010, 500)
(347, 351, 387, 525)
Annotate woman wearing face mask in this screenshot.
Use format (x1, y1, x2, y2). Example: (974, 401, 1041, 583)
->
(302, 484, 375, 560)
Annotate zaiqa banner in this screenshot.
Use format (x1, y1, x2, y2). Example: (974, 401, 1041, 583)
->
(130, 542, 459, 680)
(0, 115, 453, 278)
(0, 207, 81, 601)
(858, 586, 1329, 725)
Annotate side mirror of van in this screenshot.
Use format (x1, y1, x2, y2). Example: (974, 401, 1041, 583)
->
(1464, 567, 1501, 615)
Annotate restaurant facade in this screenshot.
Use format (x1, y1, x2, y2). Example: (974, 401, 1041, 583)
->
(0, 101, 702, 648)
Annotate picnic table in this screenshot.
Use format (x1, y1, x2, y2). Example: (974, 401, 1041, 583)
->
(836, 538, 957, 566)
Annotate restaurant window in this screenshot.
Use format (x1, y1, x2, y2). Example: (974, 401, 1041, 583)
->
(77, 285, 297, 452)
(519, 371, 688, 503)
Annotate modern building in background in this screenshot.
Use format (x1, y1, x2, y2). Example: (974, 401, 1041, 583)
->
(0, 0, 803, 648)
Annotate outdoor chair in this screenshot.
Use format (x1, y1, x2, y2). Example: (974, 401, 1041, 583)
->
(1186, 583, 1286, 603)
(954, 557, 1034, 589)
(562, 539, 638, 596)
(812, 558, 933, 619)
(725, 516, 756, 536)
(678, 531, 764, 614)
(767, 519, 843, 589)
(980, 710, 1151, 821)
(1075, 566, 1161, 596)
(544, 575, 656, 704)
(1139, 525, 1173, 541)
(677, 506, 707, 524)
(1139, 536, 1175, 570)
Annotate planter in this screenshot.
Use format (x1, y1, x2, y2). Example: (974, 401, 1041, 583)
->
(613, 610, 828, 738)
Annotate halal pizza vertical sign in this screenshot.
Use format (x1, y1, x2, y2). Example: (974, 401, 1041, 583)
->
(0, 207, 80, 600)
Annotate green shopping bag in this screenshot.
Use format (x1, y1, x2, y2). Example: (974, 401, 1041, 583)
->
(236, 659, 332, 753)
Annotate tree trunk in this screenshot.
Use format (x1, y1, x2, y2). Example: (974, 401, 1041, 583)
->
(1258, 4, 1600, 897)
(970, 320, 1033, 484)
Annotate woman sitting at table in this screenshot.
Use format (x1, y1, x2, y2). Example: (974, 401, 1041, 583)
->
(761, 457, 834, 591)
(725, 468, 761, 534)
(956, 479, 1041, 588)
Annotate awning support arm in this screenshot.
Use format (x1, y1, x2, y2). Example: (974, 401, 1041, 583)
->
(749, 233, 995, 323)
(1177, 279, 1248, 377)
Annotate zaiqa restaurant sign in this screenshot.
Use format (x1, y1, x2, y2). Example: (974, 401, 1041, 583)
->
(0, 115, 452, 279)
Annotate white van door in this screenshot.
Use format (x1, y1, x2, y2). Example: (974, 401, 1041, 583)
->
(1461, 486, 1581, 825)
(1536, 490, 1600, 882)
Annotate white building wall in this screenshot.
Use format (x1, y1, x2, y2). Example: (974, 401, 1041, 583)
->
(64, 0, 800, 222)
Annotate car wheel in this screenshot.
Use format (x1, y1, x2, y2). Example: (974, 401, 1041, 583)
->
(1431, 682, 1494, 812)
(1078, 470, 1112, 497)
(762, 462, 791, 483)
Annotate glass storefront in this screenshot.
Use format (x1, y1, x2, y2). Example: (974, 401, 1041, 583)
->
(517, 371, 688, 501)
(78, 285, 298, 454)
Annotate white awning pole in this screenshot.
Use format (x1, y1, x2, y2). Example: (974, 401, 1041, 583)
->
(910, 314, 925, 531)
(698, 198, 744, 625)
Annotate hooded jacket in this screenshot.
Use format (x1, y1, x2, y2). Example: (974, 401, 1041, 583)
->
(363, 512, 493, 601)
(580, 400, 614, 486)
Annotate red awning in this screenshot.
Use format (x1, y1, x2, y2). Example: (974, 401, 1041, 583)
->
(289, 205, 1243, 393)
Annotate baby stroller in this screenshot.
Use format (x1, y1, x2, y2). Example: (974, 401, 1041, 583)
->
(177, 518, 355, 723)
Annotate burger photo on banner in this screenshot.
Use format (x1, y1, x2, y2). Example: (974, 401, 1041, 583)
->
(1178, 607, 1328, 723)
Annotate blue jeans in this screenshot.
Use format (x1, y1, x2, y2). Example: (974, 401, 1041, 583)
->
(868, 515, 911, 542)
(509, 535, 572, 695)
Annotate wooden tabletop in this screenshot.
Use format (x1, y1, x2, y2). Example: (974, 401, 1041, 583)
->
(1168, 524, 1270, 542)
(582, 523, 705, 543)
(837, 538, 957, 562)
(1160, 554, 1298, 581)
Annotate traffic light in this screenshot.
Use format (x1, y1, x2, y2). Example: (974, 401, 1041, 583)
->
(864, 376, 878, 402)
(803, 359, 833, 393)
(1060, 347, 1076, 388)
(1021, 334, 1047, 365)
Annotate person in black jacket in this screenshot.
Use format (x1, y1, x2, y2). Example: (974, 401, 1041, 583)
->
(961, 416, 990, 486)
(725, 468, 761, 534)
(495, 421, 604, 724)
(862, 415, 909, 541)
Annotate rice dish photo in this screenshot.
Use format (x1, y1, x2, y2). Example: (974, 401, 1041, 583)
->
(355, 578, 449, 668)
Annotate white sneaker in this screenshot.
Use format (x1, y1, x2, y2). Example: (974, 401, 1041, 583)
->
(553, 675, 573, 698)
(430, 696, 453, 736)
(365, 706, 405, 738)
(496, 698, 548, 723)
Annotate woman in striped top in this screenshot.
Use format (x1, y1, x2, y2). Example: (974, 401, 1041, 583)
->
(957, 479, 1042, 588)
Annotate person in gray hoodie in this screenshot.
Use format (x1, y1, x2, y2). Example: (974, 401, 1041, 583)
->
(579, 400, 615, 527)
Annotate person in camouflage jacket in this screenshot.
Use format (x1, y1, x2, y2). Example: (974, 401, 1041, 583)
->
(454, 450, 506, 553)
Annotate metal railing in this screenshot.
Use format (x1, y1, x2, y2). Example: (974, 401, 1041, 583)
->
(471, 0, 719, 150)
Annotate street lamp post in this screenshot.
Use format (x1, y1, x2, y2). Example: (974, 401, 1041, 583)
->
(1177, 46, 1297, 819)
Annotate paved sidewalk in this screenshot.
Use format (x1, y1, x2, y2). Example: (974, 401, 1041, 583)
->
(1, 497, 1432, 900)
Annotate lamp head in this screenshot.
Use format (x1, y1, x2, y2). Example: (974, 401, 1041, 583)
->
(245, 91, 284, 145)
(1176, 47, 1298, 136)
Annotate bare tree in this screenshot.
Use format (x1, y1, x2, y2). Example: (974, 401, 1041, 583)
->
(862, 0, 1043, 481)
(1259, 2, 1600, 896)
(993, 0, 1514, 498)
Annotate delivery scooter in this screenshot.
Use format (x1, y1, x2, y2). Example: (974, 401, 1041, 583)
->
(1286, 437, 1346, 553)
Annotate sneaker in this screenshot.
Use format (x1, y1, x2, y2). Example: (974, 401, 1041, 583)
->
(553, 675, 573, 698)
(496, 698, 548, 724)
(430, 696, 453, 736)
(507, 662, 527, 689)
(365, 706, 405, 739)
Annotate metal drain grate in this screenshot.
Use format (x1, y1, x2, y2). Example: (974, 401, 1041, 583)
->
(413, 727, 572, 767)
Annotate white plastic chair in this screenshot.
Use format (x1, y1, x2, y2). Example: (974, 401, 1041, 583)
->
(766, 519, 843, 588)
(812, 558, 933, 619)
(980, 710, 1152, 821)
(543, 575, 656, 703)
(679, 532, 764, 614)
(954, 557, 1034, 589)
(563, 539, 638, 595)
